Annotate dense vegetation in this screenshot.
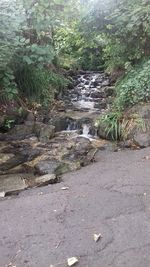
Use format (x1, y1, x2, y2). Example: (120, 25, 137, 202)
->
(0, 0, 150, 112)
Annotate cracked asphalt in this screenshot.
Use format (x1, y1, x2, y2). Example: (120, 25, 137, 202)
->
(0, 147, 150, 267)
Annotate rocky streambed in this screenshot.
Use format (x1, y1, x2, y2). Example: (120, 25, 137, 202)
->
(0, 71, 117, 196)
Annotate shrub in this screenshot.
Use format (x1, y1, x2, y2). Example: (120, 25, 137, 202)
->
(15, 66, 69, 106)
(114, 60, 150, 110)
(97, 111, 145, 141)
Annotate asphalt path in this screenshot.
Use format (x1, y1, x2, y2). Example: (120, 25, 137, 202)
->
(0, 147, 150, 267)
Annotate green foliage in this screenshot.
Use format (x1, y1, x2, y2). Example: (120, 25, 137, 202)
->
(0, 0, 150, 108)
(114, 60, 150, 110)
(99, 111, 122, 140)
(4, 119, 15, 130)
(97, 111, 145, 141)
(0, 0, 69, 103)
(0, 0, 25, 70)
(0, 69, 18, 103)
(15, 67, 69, 106)
(103, 0, 150, 71)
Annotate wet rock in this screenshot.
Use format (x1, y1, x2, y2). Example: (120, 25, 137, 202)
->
(94, 101, 107, 110)
(94, 77, 103, 84)
(77, 117, 93, 129)
(89, 126, 98, 136)
(84, 81, 89, 85)
(48, 116, 69, 132)
(101, 79, 110, 86)
(34, 160, 60, 175)
(90, 90, 106, 99)
(34, 123, 55, 142)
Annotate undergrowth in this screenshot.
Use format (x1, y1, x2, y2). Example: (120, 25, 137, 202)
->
(15, 66, 69, 106)
(97, 60, 150, 141)
(97, 111, 145, 141)
(114, 60, 150, 110)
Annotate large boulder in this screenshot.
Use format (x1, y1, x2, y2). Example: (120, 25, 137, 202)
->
(2, 124, 35, 141)
(48, 116, 69, 132)
(34, 123, 55, 142)
(127, 103, 150, 147)
(133, 133, 150, 148)
(90, 90, 106, 99)
(34, 160, 60, 175)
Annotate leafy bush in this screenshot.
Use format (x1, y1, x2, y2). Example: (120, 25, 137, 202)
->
(103, 0, 150, 71)
(15, 67, 69, 106)
(97, 111, 145, 141)
(114, 60, 150, 110)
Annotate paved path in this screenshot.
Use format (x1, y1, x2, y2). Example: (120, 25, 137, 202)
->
(0, 148, 150, 267)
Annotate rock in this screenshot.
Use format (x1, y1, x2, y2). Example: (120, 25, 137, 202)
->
(133, 133, 150, 148)
(94, 102, 107, 110)
(48, 116, 69, 132)
(0, 153, 15, 164)
(25, 112, 35, 125)
(65, 137, 92, 165)
(34, 160, 60, 175)
(0, 113, 6, 129)
(97, 120, 110, 140)
(4, 124, 35, 141)
(89, 125, 97, 136)
(55, 161, 81, 175)
(98, 142, 118, 152)
(104, 86, 114, 97)
(34, 174, 57, 186)
(34, 123, 55, 142)
(0, 154, 29, 173)
(101, 79, 110, 86)
(74, 137, 92, 154)
(77, 117, 93, 129)
(128, 103, 150, 119)
(90, 90, 106, 99)
(126, 104, 150, 147)
(0, 174, 28, 194)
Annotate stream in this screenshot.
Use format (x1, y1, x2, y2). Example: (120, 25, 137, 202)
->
(0, 71, 114, 196)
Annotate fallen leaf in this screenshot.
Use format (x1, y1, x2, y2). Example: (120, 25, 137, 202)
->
(61, 186, 69, 190)
(67, 257, 78, 266)
(93, 233, 102, 242)
(0, 191, 5, 198)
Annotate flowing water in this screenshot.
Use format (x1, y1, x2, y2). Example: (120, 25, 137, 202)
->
(64, 71, 113, 138)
